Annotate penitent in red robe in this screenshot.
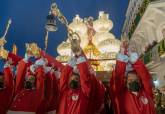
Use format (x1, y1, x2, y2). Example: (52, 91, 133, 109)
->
(0, 67, 14, 114)
(110, 58, 156, 114)
(58, 60, 91, 114)
(8, 60, 45, 114)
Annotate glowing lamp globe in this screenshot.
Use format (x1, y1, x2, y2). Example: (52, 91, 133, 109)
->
(93, 11, 113, 33)
(69, 15, 88, 36)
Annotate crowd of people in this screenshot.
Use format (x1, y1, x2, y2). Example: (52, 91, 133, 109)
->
(0, 40, 161, 114)
(154, 86, 165, 114)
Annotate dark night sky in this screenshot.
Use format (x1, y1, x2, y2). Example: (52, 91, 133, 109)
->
(0, 0, 128, 69)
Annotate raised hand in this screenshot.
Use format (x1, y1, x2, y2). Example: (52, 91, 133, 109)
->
(128, 46, 139, 64)
(23, 53, 33, 62)
(120, 40, 129, 55)
(67, 56, 77, 68)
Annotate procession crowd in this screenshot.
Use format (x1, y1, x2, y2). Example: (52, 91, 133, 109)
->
(0, 41, 160, 114)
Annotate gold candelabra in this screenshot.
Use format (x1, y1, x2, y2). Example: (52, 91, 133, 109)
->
(0, 19, 12, 59)
(50, 2, 82, 55)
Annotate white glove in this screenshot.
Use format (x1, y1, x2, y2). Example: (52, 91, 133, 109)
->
(68, 56, 76, 67)
(23, 53, 31, 62)
(54, 71, 61, 79)
(30, 64, 37, 74)
(129, 52, 139, 64)
(4, 62, 10, 68)
(126, 63, 133, 72)
(35, 58, 46, 66)
(116, 53, 129, 63)
(44, 67, 51, 74)
(76, 56, 86, 64)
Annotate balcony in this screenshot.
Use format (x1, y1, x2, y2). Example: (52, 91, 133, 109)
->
(142, 38, 165, 65)
(127, 0, 159, 39)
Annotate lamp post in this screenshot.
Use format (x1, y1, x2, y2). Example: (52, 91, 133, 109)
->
(45, 2, 80, 52)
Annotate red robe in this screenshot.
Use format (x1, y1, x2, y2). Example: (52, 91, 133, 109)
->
(39, 51, 61, 114)
(14, 60, 29, 95)
(40, 51, 64, 71)
(47, 73, 59, 113)
(58, 61, 91, 114)
(7, 52, 22, 66)
(8, 60, 45, 114)
(79, 52, 105, 114)
(110, 59, 156, 114)
(36, 71, 59, 114)
(36, 72, 52, 114)
(87, 75, 105, 114)
(0, 67, 14, 114)
(109, 70, 118, 114)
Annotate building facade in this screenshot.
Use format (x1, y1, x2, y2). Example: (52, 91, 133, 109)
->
(122, 0, 165, 88)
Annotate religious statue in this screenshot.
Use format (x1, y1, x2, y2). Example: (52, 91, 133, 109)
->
(85, 17, 95, 42)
